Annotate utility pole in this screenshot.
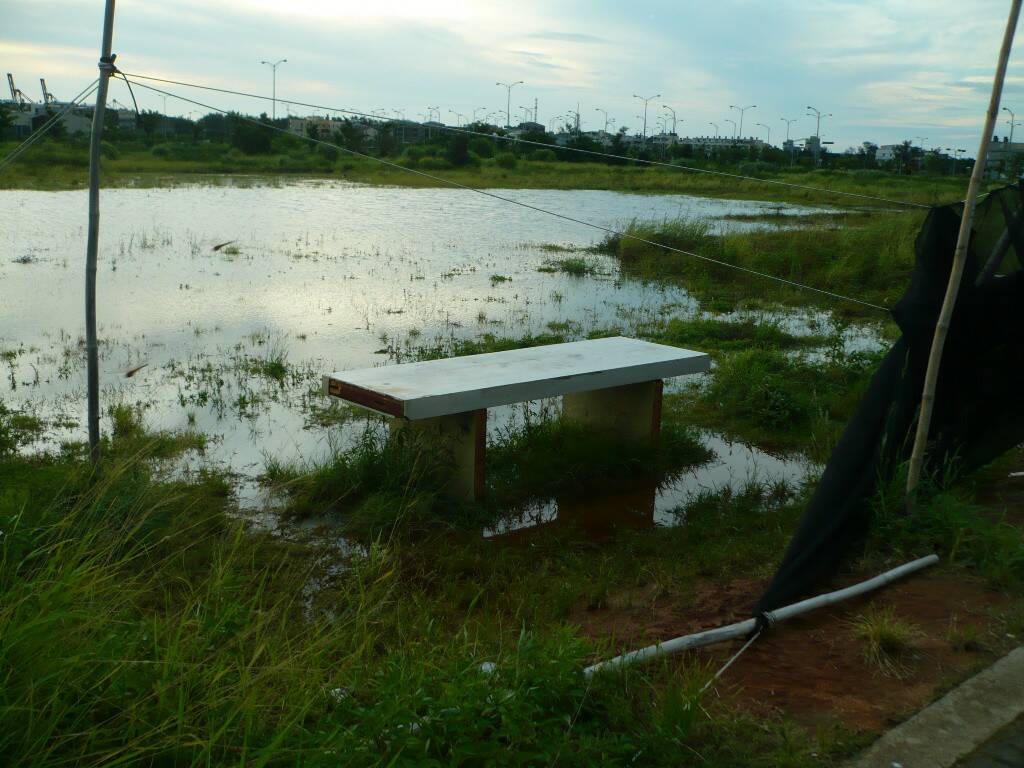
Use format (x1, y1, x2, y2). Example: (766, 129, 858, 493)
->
(85, 0, 117, 463)
(662, 103, 678, 134)
(729, 103, 756, 137)
(633, 92, 660, 139)
(260, 58, 287, 121)
(496, 80, 523, 128)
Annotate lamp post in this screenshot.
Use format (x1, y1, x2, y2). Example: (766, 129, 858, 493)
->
(1003, 107, 1017, 144)
(724, 118, 736, 140)
(709, 121, 719, 138)
(806, 105, 831, 138)
(756, 122, 771, 146)
(549, 114, 563, 133)
(656, 116, 667, 135)
(662, 104, 678, 134)
(595, 107, 610, 132)
(519, 105, 531, 123)
(260, 58, 287, 121)
(780, 117, 797, 142)
(496, 80, 524, 128)
(729, 103, 756, 137)
(914, 136, 928, 147)
(448, 109, 465, 127)
(632, 92, 661, 139)
(473, 106, 487, 122)
(427, 105, 440, 122)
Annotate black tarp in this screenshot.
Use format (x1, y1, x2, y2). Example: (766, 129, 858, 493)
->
(755, 183, 1024, 615)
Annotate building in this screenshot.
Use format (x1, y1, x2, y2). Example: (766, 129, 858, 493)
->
(875, 144, 900, 164)
(985, 135, 1024, 177)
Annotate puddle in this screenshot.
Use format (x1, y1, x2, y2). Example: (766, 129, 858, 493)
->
(3, 181, 844, 535)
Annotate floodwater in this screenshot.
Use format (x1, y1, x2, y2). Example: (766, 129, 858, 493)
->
(1, 180, 847, 535)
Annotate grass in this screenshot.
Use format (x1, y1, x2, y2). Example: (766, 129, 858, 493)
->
(674, 346, 882, 461)
(0, 405, 869, 766)
(0, 138, 985, 209)
(851, 606, 919, 677)
(538, 256, 604, 277)
(602, 212, 921, 316)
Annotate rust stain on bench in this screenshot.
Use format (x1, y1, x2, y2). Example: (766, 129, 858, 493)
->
(327, 378, 404, 417)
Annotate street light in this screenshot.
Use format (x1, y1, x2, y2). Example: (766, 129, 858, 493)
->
(549, 115, 563, 133)
(448, 109, 465, 127)
(709, 121, 720, 138)
(729, 104, 756, 137)
(473, 106, 487, 122)
(496, 80, 524, 128)
(724, 118, 737, 140)
(914, 136, 928, 147)
(632, 93, 661, 139)
(519, 105, 532, 122)
(806, 105, 831, 138)
(756, 122, 771, 146)
(595, 107, 611, 132)
(427, 105, 440, 122)
(662, 104, 678, 134)
(780, 117, 798, 142)
(260, 58, 287, 121)
(1003, 107, 1017, 144)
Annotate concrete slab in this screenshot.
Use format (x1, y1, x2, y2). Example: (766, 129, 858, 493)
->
(324, 337, 709, 420)
(846, 647, 1024, 768)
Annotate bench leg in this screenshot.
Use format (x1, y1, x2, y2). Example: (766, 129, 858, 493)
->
(562, 380, 663, 443)
(392, 409, 486, 502)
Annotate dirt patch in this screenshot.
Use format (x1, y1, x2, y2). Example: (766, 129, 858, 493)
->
(573, 571, 1020, 734)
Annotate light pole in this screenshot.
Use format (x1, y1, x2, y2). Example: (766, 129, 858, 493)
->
(260, 58, 287, 121)
(496, 80, 523, 128)
(633, 92, 661, 139)
(724, 118, 736, 139)
(806, 105, 831, 138)
(519, 105, 531, 122)
(656, 116, 667, 134)
(662, 104, 678, 134)
(729, 104, 756, 138)
(427, 105, 440, 122)
(595, 107, 610, 132)
(448, 109, 465, 127)
(914, 136, 928, 147)
(1003, 107, 1017, 143)
(549, 115, 563, 133)
(473, 106, 487, 122)
(780, 117, 797, 142)
(756, 122, 771, 146)
(709, 121, 719, 138)
(566, 106, 581, 134)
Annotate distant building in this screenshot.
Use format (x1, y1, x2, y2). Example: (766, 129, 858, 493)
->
(985, 135, 1024, 177)
(876, 144, 900, 164)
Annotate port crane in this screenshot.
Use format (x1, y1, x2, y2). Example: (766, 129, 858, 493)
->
(40, 78, 56, 104)
(6, 73, 32, 109)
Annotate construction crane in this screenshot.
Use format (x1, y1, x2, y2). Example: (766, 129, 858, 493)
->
(7, 73, 31, 109)
(40, 78, 56, 104)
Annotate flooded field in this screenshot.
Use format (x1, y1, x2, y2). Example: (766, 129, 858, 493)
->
(2, 180, 858, 531)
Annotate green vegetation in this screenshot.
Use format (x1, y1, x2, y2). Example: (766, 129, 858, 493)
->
(1, 404, 873, 766)
(0, 136, 984, 209)
(851, 606, 919, 677)
(602, 212, 921, 315)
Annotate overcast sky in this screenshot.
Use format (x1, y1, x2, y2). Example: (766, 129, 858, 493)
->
(3, 0, 1024, 152)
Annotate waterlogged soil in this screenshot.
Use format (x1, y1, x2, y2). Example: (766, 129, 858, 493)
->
(2, 180, 864, 531)
(573, 570, 1020, 734)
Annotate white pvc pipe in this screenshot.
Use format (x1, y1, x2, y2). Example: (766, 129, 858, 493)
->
(583, 554, 939, 677)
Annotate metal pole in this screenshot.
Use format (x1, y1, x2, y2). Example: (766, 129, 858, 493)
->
(906, 0, 1021, 507)
(86, 0, 116, 463)
(1003, 107, 1016, 144)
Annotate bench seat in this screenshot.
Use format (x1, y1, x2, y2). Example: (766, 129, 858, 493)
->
(323, 337, 710, 501)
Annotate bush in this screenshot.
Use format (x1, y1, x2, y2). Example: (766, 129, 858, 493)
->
(99, 141, 119, 160)
(496, 153, 517, 170)
(468, 136, 495, 158)
(529, 148, 557, 162)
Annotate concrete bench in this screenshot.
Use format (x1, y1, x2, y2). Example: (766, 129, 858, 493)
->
(323, 336, 710, 501)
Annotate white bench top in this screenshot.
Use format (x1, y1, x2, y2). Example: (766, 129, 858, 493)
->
(324, 336, 709, 420)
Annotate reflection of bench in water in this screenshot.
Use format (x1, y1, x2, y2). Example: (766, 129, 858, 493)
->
(323, 337, 710, 501)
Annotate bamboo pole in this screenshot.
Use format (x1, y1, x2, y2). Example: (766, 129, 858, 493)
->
(85, 0, 117, 463)
(905, 0, 1021, 507)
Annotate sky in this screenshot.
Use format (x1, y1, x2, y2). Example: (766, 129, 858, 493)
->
(3, 0, 1024, 153)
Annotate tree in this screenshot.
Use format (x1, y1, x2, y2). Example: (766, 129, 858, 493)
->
(445, 133, 471, 166)
(228, 113, 272, 154)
